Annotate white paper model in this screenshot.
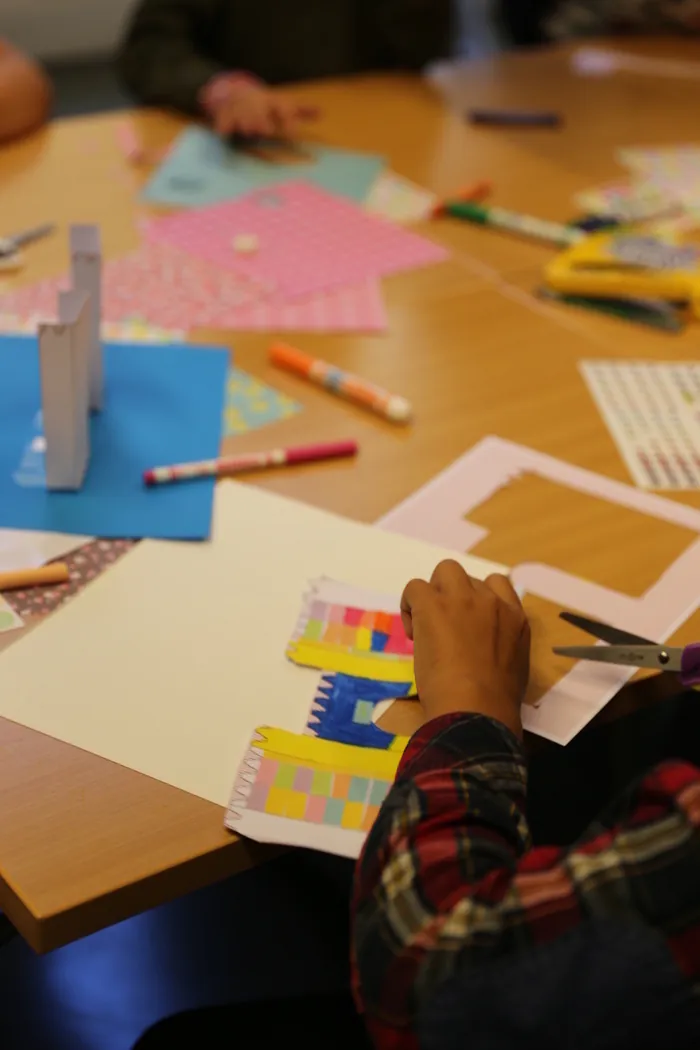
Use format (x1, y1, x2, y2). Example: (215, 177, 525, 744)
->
(70, 224, 103, 411)
(39, 289, 91, 491)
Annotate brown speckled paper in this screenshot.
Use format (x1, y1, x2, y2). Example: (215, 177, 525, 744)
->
(4, 539, 136, 620)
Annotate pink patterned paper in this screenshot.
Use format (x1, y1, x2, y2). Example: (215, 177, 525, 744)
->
(145, 180, 449, 301)
(0, 240, 387, 333)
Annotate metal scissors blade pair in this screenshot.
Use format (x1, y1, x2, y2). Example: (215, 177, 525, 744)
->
(0, 223, 55, 259)
(553, 611, 700, 687)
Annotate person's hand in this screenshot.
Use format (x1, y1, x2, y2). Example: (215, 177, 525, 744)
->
(205, 75, 318, 140)
(400, 560, 530, 738)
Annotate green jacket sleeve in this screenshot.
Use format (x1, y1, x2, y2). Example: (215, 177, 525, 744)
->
(373, 0, 454, 69)
(118, 0, 224, 114)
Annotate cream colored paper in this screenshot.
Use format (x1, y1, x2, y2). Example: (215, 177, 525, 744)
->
(0, 482, 503, 808)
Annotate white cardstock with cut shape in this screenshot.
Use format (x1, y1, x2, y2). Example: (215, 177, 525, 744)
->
(379, 436, 700, 745)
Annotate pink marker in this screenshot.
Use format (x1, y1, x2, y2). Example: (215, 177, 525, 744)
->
(143, 440, 358, 486)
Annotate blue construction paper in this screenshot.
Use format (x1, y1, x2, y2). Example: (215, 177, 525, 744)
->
(0, 335, 228, 540)
(142, 127, 385, 208)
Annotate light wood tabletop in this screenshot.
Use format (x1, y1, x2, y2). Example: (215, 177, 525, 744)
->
(2, 36, 700, 953)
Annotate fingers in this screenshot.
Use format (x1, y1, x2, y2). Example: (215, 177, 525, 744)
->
(271, 100, 300, 139)
(430, 559, 474, 596)
(484, 573, 523, 610)
(400, 578, 434, 640)
(297, 104, 321, 121)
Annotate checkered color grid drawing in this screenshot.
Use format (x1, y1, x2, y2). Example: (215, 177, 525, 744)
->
(285, 578, 415, 683)
(144, 180, 449, 302)
(225, 726, 404, 858)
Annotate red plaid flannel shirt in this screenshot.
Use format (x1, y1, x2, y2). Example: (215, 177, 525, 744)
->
(351, 713, 700, 1049)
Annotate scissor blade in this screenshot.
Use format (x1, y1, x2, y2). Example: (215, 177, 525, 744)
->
(559, 611, 654, 647)
(553, 644, 683, 672)
(10, 223, 55, 249)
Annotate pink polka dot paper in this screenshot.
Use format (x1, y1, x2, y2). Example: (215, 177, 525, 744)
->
(144, 180, 449, 302)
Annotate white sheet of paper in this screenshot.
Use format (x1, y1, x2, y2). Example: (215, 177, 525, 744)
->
(581, 360, 700, 490)
(0, 529, 89, 573)
(364, 171, 436, 224)
(0, 482, 504, 808)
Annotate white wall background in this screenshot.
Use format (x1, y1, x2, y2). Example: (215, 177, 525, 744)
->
(1, 0, 139, 59)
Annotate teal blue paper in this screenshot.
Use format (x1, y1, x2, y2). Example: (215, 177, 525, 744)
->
(224, 367, 301, 437)
(142, 127, 385, 207)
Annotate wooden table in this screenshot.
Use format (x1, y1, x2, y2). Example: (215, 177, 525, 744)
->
(3, 36, 700, 953)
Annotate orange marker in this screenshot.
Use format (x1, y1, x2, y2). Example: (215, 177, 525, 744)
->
(0, 563, 70, 592)
(270, 342, 412, 424)
(432, 180, 493, 218)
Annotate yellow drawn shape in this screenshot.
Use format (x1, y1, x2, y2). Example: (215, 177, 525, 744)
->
(287, 639, 415, 686)
(253, 726, 406, 779)
(341, 802, 366, 830)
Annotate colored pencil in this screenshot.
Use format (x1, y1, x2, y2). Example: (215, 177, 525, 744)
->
(270, 342, 412, 424)
(0, 563, 70, 592)
(468, 108, 562, 128)
(143, 440, 358, 486)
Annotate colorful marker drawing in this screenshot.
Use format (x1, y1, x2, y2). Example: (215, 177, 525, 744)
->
(227, 579, 416, 857)
(307, 672, 411, 750)
(286, 578, 415, 684)
(225, 726, 406, 859)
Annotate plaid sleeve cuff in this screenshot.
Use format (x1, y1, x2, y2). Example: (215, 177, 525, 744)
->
(397, 712, 527, 793)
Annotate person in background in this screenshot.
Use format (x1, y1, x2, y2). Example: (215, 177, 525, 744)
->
(498, 0, 700, 43)
(118, 0, 453, 139)
(0, 40, 51, 143)
(353, 560, 700, 1048)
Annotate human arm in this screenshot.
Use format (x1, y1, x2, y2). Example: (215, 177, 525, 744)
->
(118, 0, 316, 135)
(118, 0, 227, 114)
(352, 562, 700, 1049)
(372, 0, 454, 69)
(0, 41, 51, 143)
(546, 0, 700, 38)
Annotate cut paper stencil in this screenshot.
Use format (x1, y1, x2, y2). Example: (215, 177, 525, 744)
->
(379, 435, 700, 745)
(285, 577, 415, 684)
(225, 726, 405, 859)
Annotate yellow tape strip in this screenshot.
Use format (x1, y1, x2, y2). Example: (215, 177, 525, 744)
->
(253, 726, 406, 778)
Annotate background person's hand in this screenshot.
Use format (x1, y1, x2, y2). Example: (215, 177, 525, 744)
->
(207, 77, 318, 140)
(400, 560, 530, 738)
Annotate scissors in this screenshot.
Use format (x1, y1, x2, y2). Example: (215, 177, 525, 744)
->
(0, 223, 55, 269)
(553, 611, 700, 687)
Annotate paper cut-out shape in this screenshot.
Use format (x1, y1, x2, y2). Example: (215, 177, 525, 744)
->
(70, 225, 103, 411)
(39, 289, 91, 491)
(307, 672, 412, 750)
(286, 577, 415, 684)
(380, 436, 700, 745)
(225, 726, 405, 858)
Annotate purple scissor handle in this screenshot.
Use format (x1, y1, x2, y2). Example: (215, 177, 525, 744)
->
(681, 644, 700, 687)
